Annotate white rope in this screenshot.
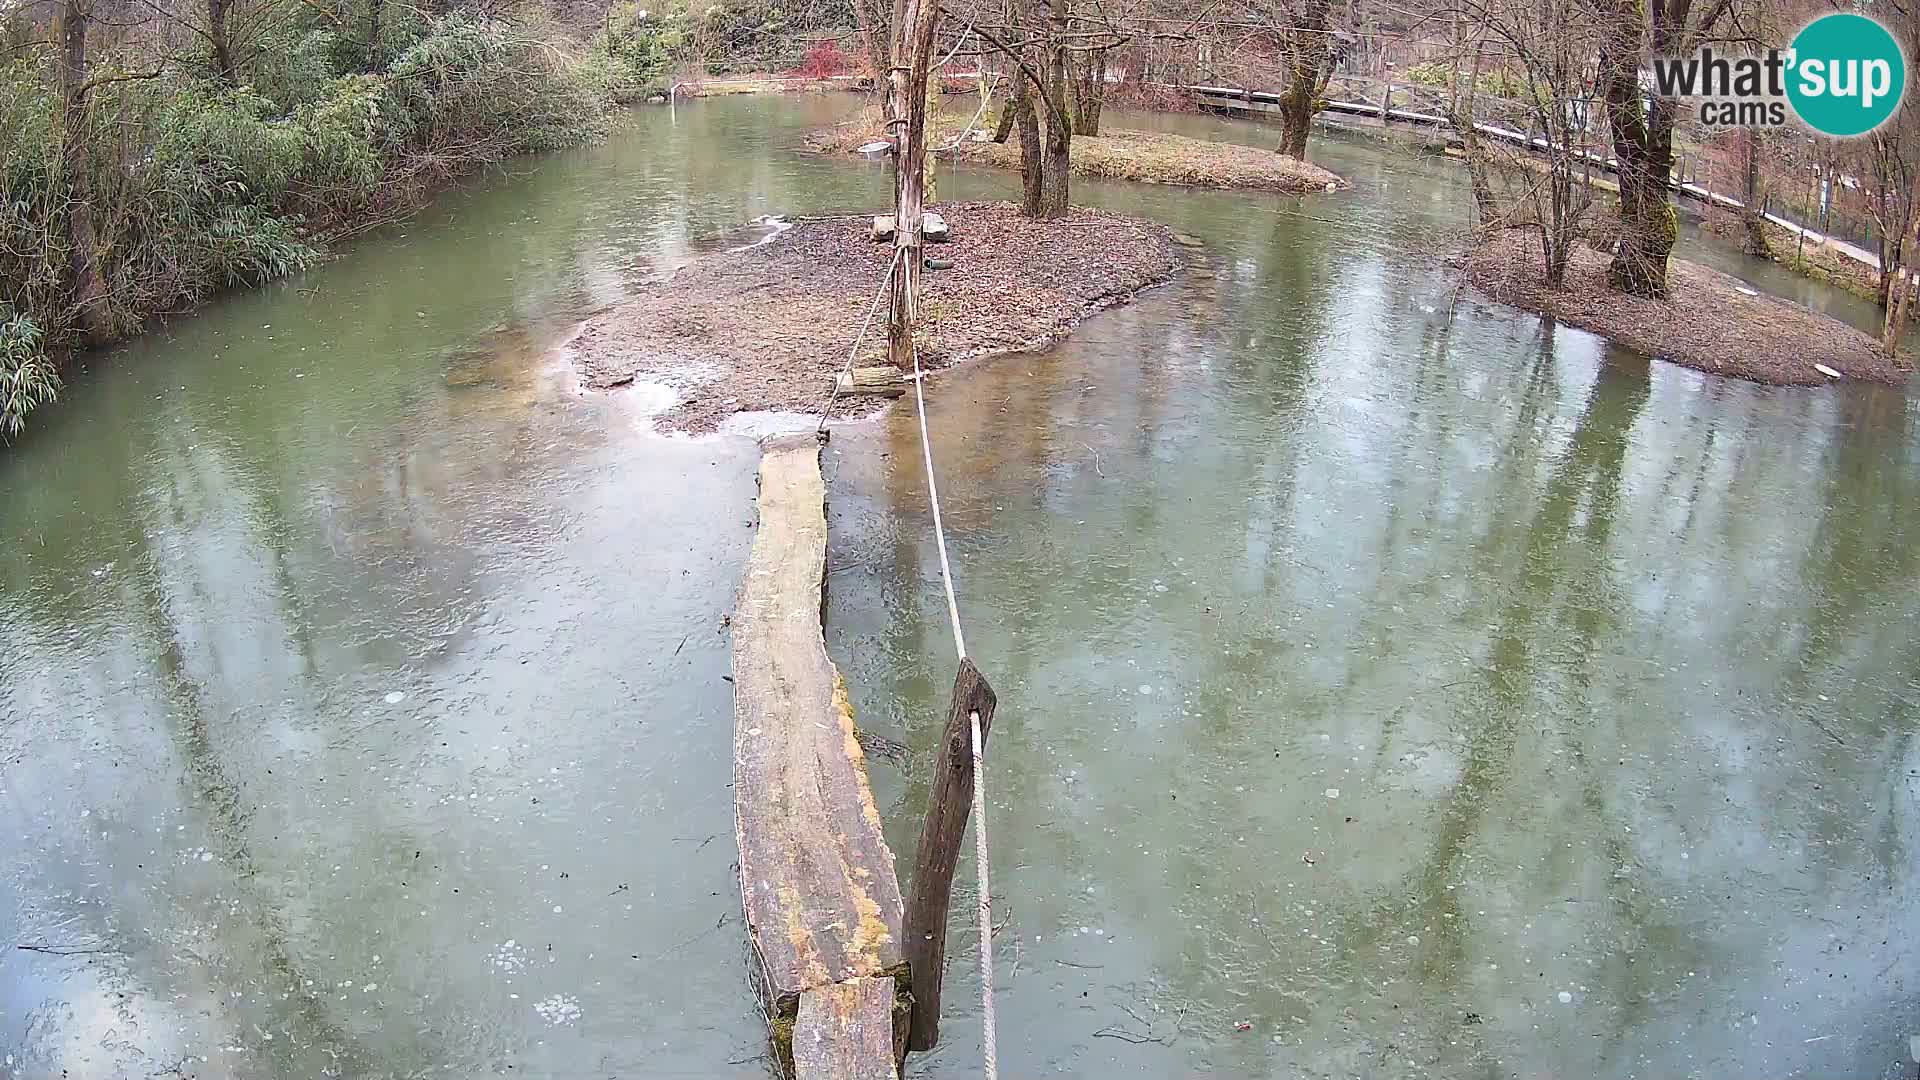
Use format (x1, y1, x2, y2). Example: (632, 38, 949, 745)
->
(908, 339, 995, 1080)
(969, 706, 996, 1080)
(939, 72, 1002, 152)
(909, 342, 968, 663)
(817, 249, 906, 434)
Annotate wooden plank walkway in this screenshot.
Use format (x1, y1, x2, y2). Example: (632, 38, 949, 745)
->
(793, 978, 902, 1080)
(733, 433, 907, 1079)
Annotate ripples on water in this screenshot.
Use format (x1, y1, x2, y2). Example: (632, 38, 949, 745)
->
(1, 95, 1914, 1079)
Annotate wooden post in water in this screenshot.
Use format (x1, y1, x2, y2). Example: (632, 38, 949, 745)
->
(902, 658, 997, 1051)
(886, 0, 940, 371)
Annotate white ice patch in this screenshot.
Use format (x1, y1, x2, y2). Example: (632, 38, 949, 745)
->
(715, 409, 826, 440)
(490, 940, 527, 975)
(533, 993, 582, 1026)
(724, 214, 793, 254)
(384, 691, 406, 704)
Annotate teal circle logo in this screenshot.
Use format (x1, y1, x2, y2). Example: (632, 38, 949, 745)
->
(1787, 13, 1906, 136)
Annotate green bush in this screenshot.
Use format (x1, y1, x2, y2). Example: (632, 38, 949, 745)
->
(75, 79, 317, 333)
(597, 1, 687, 99)
(383, 14, 612, 158)
(246, 24, 346, 111)
(0, 63, 65, 336)
(0, 8, 623, 441)
(291, 74, 390, 203)
(0, 310, 57, 441)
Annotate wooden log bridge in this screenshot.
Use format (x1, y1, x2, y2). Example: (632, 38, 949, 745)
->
(733, 433, 909, 1079)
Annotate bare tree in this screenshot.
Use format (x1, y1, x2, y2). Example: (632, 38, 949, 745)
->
(956, 0, 1082, 216)
(1451, 0, 1603, 284)
(859, 0, 891, 75)
(886, 0, 939, 366)
(1735, 128, 1769, 256)
(1066, 33, 1109, 132)
(1446, 7, 1498, 220)
(55, 0, 111, 344)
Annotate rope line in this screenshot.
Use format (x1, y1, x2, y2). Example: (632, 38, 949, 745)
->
(970, 705, 996, 1080)
(939, 71, 1003, 152)
(908, 337, 995, 1080)
(909, 341, 967, 662)
(816, 249, 905, 434)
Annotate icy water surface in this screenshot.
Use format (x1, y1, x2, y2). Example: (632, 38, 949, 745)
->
(2, 94, 1916, 1079)
(824, 120, 1920, 1080)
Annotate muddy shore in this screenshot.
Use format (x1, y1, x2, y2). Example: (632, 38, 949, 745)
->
(1462, 229, 1912, 386)
(569, 201, 1180, 432)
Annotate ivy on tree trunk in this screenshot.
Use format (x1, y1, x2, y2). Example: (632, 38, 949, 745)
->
(1275, 0, 1333, 160)
(1595, 0, 1732, 298)
(57, 0, 111, 346)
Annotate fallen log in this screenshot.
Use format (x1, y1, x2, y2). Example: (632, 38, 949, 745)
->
(733, 433, 909, 1077)
(835, 367, 907, 398)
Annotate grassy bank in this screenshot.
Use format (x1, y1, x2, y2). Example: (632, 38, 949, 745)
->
(807, 105, 1345, 194)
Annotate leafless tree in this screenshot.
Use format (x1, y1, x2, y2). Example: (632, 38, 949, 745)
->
(951, 0, 1143, 216)
(1447, 0, 1603, 285)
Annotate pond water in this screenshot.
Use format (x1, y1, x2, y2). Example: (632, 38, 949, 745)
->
(2, 95, 1915, 1080)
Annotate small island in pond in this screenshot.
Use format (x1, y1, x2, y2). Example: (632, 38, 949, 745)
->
(1464, 229, 1912, 387)
(807, 114, 1345, 196)
(568, 202, 1179, 433)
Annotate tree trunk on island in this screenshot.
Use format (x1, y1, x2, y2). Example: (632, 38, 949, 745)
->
(1012, 66, 1043, 211)
(1738, 129, 1768, 257)
(1275, 0, 1332, 160)
(992, 94, 1016, 142)
(1035, 102, 1069, 217)
(1596, 0, 1693, 298)
(1012, 0, 1071, 219)
(57, 0, 111, 346)
(1597, 57, 1676, 295)
(884, 0, 938, 370)
(1882, 170, 1920, 356)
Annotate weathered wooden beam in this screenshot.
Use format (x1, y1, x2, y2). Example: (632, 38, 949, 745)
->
(901, 658, 998, 1052)
(793, 977, 903, 1080)
(836, 366, 907, 397)
(734, 433, 908, 1075)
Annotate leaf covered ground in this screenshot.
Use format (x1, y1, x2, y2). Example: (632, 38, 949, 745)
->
(568, 201, 1180, 432)
(1462, 229, 1913, 386)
